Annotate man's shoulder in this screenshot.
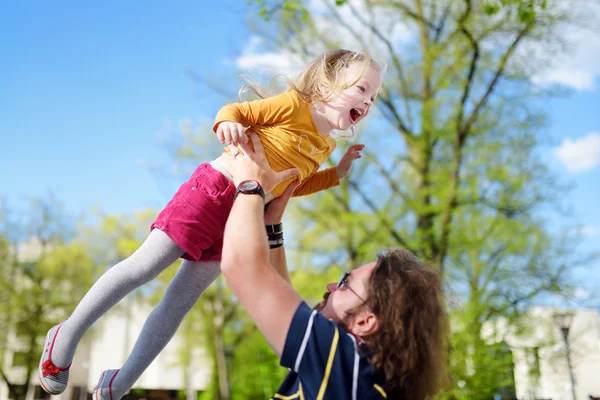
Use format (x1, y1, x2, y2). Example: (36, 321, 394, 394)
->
(277, 302, 388, 399)
(274, 369, 389, 400)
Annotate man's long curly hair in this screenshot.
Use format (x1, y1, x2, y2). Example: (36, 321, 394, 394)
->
(361, 248, 448, 399)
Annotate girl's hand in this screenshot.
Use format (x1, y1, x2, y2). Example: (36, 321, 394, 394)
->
(215, 121, 248, 145)
(336, 144, 365, 179)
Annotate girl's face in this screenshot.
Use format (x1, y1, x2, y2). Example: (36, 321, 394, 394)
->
(320, 62, 382, 133)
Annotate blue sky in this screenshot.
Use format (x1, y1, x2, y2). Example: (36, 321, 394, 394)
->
(1, 1, 252, 215)
(2, 2, 599, 297)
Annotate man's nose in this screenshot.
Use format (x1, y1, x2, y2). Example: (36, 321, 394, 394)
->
(326, 283, 337, 293)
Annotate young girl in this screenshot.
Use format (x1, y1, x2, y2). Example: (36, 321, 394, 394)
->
(38, 48, 383, 399)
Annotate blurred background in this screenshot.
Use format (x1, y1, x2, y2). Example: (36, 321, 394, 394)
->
(1, 0, 600, 399)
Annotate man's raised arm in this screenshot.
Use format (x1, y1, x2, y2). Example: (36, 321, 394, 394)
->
(220, 131, 302, 357)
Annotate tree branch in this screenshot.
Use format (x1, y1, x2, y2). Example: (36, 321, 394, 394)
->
(363, 153, 417, 208)
(0, 368, 15, 394)
(436, 0, 478, 268)
(378, 0, 439, 32)
(347, 1, 416, 134)
(346, 178, 414, 252)
(460, 20, 535, 136)
(485, 262, 568, 320)
(456, 0, 478, 132)
(433, 3, 453, 43)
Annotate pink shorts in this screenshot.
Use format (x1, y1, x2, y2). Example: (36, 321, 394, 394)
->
(151, 163, 235, 262)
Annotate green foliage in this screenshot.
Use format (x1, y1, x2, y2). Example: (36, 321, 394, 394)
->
(250, 0, 544, 23)
(248, 0, 309, 22)
(0, 197, 100, 399)
(228, 329, 287, 399)
(484, 0, 548, 23)
(236, 0, 592, 397)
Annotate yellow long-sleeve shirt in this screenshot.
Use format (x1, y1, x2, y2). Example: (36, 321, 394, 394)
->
(213, 91, 339, 198)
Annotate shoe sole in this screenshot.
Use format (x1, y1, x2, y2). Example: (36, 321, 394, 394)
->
(92, 370, 106, 400)
(38, 369, 61, 395)
(38, 326, 66, 395)
(92, 370, 118, 400)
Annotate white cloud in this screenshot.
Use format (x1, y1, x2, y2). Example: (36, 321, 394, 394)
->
(533, 69, 595, 91)
(235, 0, 414, 76)
(236, 51, 297, 75)
(235, 36, 300, 77)
(554, 132, 600, 173)
(571, 225, 600, 237)
(531, 1, 600, 91)
(307, 0, 413, 53)
(573, 286, 591, 300)
(236, 0, 600, 93)
(580, 225, 600, 237)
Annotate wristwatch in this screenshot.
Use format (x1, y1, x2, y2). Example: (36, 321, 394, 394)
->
(234, 180, 266, 201)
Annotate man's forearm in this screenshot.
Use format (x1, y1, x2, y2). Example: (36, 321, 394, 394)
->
(269, 246, 291, 285)
(221, 191, 302, 357)
(223, 194, 291, 283)
(225, 195, 269, 266)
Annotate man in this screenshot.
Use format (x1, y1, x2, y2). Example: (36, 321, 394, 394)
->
(221, 131, 447, 399)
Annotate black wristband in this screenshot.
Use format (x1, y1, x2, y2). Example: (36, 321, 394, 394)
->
(269, 236, 284, 248)
(267, 232, 283, 241)
(266, 223, 283, 235)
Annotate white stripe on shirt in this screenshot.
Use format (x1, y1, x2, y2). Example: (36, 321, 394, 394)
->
(347, 333, 359, 400)
(294, 310, 318, 373)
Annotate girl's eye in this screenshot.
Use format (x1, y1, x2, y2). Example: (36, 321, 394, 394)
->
(357, 86, 365, 93)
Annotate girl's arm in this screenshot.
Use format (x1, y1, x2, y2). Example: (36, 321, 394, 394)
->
(213, 92, 297, 132)
(292, 167, 340, 197)
(292, 143, 364, 197)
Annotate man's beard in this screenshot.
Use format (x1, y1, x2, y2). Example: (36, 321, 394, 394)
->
(313, 291, 352, 331)
(314, 291, 330, 312)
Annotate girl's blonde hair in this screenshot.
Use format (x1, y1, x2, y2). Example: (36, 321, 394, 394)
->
(291, 49, 381, 104)
(240, 49, 381, 102)
(239, 49, 382, 137)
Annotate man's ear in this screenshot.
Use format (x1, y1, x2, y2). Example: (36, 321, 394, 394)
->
(349, 308, 379, 338)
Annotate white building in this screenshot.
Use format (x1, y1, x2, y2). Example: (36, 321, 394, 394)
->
(0, 298, 212, 400)
(1, 237, 212, 400)
(485, 307, 600, 400)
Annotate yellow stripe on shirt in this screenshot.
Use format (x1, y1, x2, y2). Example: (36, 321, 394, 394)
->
(273, 393, 300, 399)
(373, 384, 387, 398)
(316, 328, 339, 400)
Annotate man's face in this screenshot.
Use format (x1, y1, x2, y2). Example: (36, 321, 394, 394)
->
(315, 261, 377, 324)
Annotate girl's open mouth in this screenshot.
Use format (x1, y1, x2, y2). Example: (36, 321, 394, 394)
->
(350, 108, 364, 123)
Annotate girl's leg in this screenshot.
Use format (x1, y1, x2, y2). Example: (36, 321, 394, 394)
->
(51, 229, 184, 367)
(109, 260, 221, 398)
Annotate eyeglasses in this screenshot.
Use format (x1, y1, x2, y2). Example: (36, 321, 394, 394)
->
(337, 272, 365, 302)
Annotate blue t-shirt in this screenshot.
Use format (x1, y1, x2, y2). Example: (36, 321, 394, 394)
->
(273, 301, 388, 400)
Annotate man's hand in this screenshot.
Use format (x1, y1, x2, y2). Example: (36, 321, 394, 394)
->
(233, 130, 299, 193)
(336, 144, 365, 179)
(265, 180, 300, 225)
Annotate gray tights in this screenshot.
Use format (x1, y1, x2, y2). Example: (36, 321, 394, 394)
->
(52, 229, 221, 396)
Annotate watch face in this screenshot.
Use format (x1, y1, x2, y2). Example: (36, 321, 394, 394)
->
(241, 180, 259, 190)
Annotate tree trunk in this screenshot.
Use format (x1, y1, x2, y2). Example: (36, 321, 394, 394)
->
(186, 362, 196, 400)
(213, 293, 229, 400)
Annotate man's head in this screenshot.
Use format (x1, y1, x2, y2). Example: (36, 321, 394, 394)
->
(317, 248, 448, 399)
